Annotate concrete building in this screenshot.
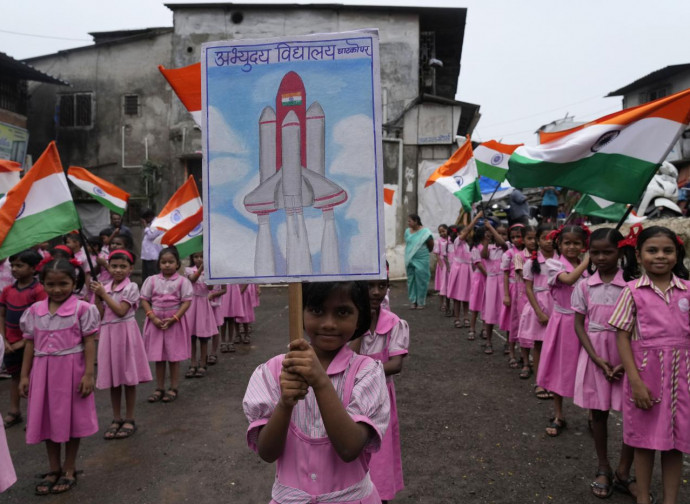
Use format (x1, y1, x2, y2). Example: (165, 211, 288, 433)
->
(607, 64, 690, 180)
(24, 3, 478, 269)
(0, 52, 67, 166)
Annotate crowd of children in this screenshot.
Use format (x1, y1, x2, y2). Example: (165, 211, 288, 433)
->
(432, 214, 689, 504)
(2, 212, 690, 504)
(0, 230, 260, 496)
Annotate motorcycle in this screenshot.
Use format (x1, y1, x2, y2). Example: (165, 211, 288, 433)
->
(636, 161, 683, 219)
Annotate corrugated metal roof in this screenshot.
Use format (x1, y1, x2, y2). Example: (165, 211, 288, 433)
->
(0, 52, 70, 86)
(606, 64, 690, 97)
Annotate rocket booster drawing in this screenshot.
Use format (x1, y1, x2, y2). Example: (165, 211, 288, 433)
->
(243, 71, 347, 276)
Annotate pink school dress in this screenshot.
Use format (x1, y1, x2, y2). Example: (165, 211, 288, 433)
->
(609, 275, 690, 453)
(96, 278, 152, 389)
(518, 253, 557, 349)
(20, 295, 100, 444)
(210, 285, 226, 327)
(468, 245, 486, 313)
(498, 247, 515, 332)
(185, 266, 219, 338)
(481, 245, 505, 325)
(447, 238, 473, 302)
(236, 285, 256, 324)
(572, 270, 626, 412)
(140, 273, 193, 362)
(433, 237, 450, 296)
(222, 284, 246, 320)
(243, 345, 390, 504)
(0, 345, 17, 492)
(536, 256, 587, 398)
(97, 248, 112, 284)
(359, 309, 409, 500)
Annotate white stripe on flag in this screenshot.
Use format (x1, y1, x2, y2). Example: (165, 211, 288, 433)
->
(18, 173, 72, 220)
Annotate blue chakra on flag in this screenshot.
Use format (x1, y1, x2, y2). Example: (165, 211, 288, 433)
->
(16, 202, 26, 219)
(490, 153, 504, 166)
(453, 175, 464, 186)
(591, 130, 620, 153)
(171, 209, 183, 223)
(93, 186, 106, 197)
(189, 223, 202, 237)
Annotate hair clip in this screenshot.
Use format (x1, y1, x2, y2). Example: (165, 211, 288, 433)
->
(617, 223, 643, 249)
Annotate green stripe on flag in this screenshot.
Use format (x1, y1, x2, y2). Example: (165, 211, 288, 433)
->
(173, 235, 203, 258)
(508, 152, 657, 204)
(0, 201, 80, 259)
(453, 180, 482, 212)
(91, 194, 126, 215)
(476, 160, 508, 183)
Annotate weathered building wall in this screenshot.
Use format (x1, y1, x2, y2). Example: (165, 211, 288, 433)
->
(25, 31, 174, 207)
(169, 6, 420, 158)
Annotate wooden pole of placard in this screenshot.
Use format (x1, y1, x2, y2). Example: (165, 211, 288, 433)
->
(288, 283, 303, 342)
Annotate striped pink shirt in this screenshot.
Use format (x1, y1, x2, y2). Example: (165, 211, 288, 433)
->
(243, 344, 390, 451)
(609, 274, 687, 339)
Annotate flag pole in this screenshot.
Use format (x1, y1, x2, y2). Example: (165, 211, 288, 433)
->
(615, 204, 634, 231)
(288, 283, 303, 342)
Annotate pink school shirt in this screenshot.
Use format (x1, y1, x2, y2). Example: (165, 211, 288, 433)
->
(243, 345, 390, 502)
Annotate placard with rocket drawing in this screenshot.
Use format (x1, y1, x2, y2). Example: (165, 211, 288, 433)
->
(201, 30, 385, 283)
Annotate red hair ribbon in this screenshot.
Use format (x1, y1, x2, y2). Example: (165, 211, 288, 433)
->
(69, 258, 82, 268)
(677, 235, 685, 246)
(617, 223, 643, 249)
(546, 225, 564, 242)
(580, 224, 592, 239)
(54, 244, 74, 256)
(36, 254, 54, 272)
(108, 249, 134, 263)
(530, 250, 538, 261)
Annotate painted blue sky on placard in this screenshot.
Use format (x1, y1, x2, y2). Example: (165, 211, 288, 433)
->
(204, 55, 379, 279)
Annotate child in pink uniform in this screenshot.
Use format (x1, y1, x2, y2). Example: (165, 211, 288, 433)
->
(19, 259, 99, 495)
(0, 343, 17, 493)
(140, 247, 193, 404)
(220, 284, 245, 352)
(468, 228, 487, 341)
(537, 225, 590, 437)
(480, 221, 509, 356)
(513, 227, 536, 377)
(91, 249, 152, 440)
(519, 224, 557, 396)
(448, 213, 483, 330)
(433, 224, 451, 314)
(500, 224, 526, 366)
(237, 284, 256, 344)
(208, 284, 227, 365)
(352, 278, 409, 502)
(243, 282, 390, 504)
(572, 228, 638, 498)
(185, 252, 218, 378)
(64, 233, 92, 299)
(610, 226, 690, 504)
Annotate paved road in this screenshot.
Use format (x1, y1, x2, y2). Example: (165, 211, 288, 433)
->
(1, 281, 688, 503)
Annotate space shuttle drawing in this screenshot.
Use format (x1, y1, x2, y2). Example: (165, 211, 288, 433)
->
(243, 71, 347, 276)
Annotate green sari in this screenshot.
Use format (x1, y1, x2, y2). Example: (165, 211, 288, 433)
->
(404, 227, 433, 306)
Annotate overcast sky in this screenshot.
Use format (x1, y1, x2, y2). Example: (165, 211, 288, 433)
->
(4, 0, 690, 145)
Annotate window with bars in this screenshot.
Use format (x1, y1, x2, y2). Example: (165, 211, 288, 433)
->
(123, 94, 140, 116)
(58, 93, 93, 127)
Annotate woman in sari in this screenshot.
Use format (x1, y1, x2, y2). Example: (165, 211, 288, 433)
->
(404, 214, 434, 309)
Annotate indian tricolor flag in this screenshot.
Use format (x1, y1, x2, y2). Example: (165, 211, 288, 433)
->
(0, 160, 21, 196)
(508, 87, 690, 204)
(67, 166, 130, 215)
(281, 92, 302, 106)
(0, 142, 80, 259)
(158, 63, 201, 125)
(474, 140, 522, 182)
(425, 137, 481, 212)
(161, 207, 203, 257)
(152, 175, 202, 235)
(572, 194, 646, 224)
